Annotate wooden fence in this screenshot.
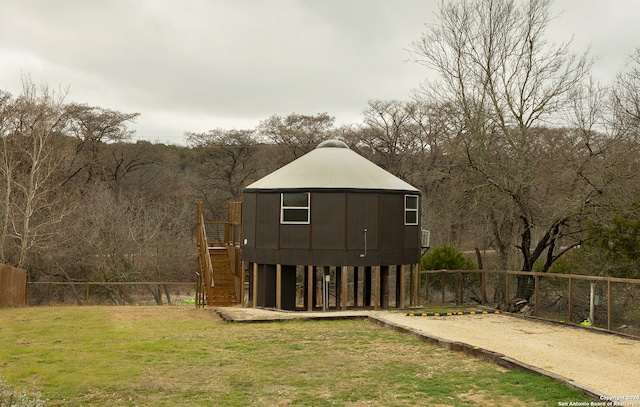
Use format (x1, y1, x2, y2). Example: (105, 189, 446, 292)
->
(0, 264, 27, 307)
(422, 269, 640, 332)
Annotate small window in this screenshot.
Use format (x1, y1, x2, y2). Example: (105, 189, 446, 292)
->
(281, 192, 310, 224)
(405, 195, 419, 225)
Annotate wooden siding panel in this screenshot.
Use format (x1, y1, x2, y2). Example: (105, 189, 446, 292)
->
(379, 194, 403, 251)
(255, 194, 279, 249)
(346, 193, 379, 252)
(311, 193, 345, 250)
(241, 192, 256, 248)
(280, 225, 310, 249)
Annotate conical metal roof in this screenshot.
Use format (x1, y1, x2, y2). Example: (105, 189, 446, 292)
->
(244, 139, 420, 193)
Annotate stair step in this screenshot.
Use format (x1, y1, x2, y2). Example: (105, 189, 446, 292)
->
(200, 236, 239, 306)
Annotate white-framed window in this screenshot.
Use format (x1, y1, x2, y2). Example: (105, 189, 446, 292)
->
(281, 192, 310, 224)
(405, 194, 419, 225)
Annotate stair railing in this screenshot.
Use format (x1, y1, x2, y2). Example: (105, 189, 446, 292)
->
(197, 203, 215, 307)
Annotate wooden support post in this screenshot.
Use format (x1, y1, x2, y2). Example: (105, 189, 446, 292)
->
(240, 260, 246, 307)
(381, 266, 389, 309)
(607, 279, 612, 331)
(374, 266, 380, 310)
(408, 264, 414, 307)
(303, 266, 308, 310)
(398, 265, 405, 309)
(481, 270, 486, 305)
(276, 264, 282, 310)
(323, 266, 330, 311)
(336, 267, 342, 310)
(85, 283, 89, 305)
(341, 266, 348, 310)
(313, 267, 318, 309)
(364, 267, 372, 307)
(441, 270, 445, 304)
(458, 271, 463, 305)
(568, 276, 573, 322)
(425, 271, 429, 303)
(252, 263, 258, 308)
(415, 264, 421, 306)
(354, 266, 360, 307)
(505, 272, 510, 301)
(534, 275, 539, 317)
(307, 266, 313, 311)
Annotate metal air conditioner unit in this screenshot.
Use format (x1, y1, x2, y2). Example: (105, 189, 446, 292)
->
(421, 229, 430, 249)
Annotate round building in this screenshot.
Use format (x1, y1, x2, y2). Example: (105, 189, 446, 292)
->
(242, 139, 423, 310)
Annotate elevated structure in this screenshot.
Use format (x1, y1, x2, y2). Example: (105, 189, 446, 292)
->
(196, 202, 243, 307)
(242, 139, 423, 311)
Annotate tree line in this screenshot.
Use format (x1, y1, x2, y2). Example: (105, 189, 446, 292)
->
(2, 0, 640, 300)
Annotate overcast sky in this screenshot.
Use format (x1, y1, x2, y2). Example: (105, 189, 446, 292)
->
(1, 1, 639, 145)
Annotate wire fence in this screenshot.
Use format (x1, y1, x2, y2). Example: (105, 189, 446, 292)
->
(27, 282, 197, 306)
(422, 270, 640, 334)
(23, 271, 640, 335)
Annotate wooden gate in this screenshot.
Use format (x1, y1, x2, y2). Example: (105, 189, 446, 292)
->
(0, 264, 27, 307)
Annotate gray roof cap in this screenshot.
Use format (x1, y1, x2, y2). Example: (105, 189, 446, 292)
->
(245, 139, 420, 193)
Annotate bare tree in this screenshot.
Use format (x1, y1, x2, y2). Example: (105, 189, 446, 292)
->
(0, 90, 16, 263)
(257, 113, 335, 162)
(410, 0, 598, 299)
(64, 104, 141, 192)
(186, 128, 263, 218)
(354, 100, 469, 248)
(0, 79, 74, 269)
(612, 48, 640, 140)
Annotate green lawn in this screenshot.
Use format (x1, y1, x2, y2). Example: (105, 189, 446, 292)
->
(0, 306, 592, 406)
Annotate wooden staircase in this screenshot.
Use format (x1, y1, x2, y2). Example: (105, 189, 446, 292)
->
(207, 248, 237, 306)
(196, 202, 243, 307)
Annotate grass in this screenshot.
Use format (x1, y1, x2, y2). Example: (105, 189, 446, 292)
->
(0, 306, 592, 406)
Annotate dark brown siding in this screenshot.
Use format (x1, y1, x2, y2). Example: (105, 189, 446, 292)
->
(255, 193, 279, 249)
(242, 192, 256, 247)
(379, 194, 403, 250)
(242, 190, 421, 266)
(280, 224, 310, 249)
(346, 193, 378, 251)
(311, 193, 345, 250)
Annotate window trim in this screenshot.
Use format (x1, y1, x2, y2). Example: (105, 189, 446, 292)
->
(280, 192, 310, 224)
(404, 194, 419, 225)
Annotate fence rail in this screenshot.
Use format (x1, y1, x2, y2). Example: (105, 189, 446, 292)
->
(422, 269, 640, 332)
(27, 282, 197, 306)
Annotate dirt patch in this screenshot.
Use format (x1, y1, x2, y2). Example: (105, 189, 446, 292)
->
(105, 305, 221, 323)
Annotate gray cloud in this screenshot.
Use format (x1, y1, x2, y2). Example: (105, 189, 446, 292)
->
(1, 0, 638, 144)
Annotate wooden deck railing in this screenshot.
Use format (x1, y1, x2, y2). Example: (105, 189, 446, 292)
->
(197, 203, 215, 306)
